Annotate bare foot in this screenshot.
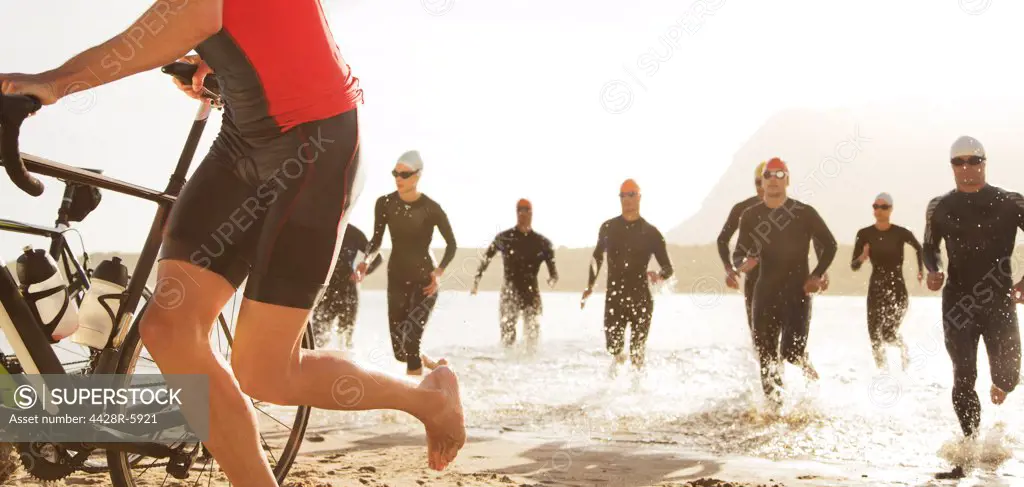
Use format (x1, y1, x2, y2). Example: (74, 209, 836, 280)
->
(799, 358, 819, 381)
(991, 384, 1008, 405)
(418, 366, 465, 471)
(421, 354, 448, 370)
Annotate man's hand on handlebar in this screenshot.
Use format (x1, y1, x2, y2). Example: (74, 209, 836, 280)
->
(0, 73, 61, 106)
(172, 55, 214, 101)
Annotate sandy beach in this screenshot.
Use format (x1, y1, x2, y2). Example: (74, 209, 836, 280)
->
(6, 421, 1019, 486)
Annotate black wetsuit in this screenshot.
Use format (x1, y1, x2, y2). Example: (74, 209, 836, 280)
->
(718, 195, 763, 330)
(312, 224, 383, 348)
(366, 192, 457, 371)
(923, 185, 1024, 437)
(733, 198, 837, 398)
(851, 224, 923, 363)
(587, 216, 673, 366)
(475, 228, 558, 346)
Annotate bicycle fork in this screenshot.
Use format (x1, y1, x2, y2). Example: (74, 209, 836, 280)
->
(92, 99, 215, 375)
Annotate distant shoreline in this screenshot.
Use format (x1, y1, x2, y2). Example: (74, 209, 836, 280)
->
(16, 243, 1022, 298)
(59, 243, 1005, 298)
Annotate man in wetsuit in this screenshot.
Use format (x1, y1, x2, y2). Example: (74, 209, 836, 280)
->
(312, 224, 383, 348)
(922, 136, 1024, 478)
(582, 179, 674, 370)
(472, 199, 559, 348)
(734, 158, 837, 404)
(1, 2, 466, 482)
(851, 192, 923, 371)
(719, 161, 767, 331)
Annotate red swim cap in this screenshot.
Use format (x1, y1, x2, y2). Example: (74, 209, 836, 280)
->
(765, 157, 788, 172)
(517, 198, 532, 209)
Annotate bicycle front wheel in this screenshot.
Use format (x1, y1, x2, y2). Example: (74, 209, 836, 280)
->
(106, 302, 313, 487)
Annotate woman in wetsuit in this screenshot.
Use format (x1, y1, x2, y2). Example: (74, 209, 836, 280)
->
(851, 192, 923, 371)
(357, 150, 457, 375)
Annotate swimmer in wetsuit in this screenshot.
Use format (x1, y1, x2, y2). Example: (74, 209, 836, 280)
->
(719, 161, 767, 332)
(582, 179, 674, 370)
(472, 199, 559, 349)
(357, 150, 457, 376)
(734, 158, 837, 404)
(851, 192, 923, 370)
(922, 136, 1024, 479)
(312, 224, 383, 348)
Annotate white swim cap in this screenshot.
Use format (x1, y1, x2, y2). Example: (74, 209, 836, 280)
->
(397, 150, 424, 172)
(874, 192, 893, 205)
(950, 136, 985, 160)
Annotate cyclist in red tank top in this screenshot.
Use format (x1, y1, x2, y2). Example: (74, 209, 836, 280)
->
(1, 2, 465, 485)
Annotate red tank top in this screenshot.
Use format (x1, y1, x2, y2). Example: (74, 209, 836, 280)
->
(196, 0, 363, 135)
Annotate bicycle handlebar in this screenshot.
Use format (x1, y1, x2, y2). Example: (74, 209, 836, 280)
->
(160, 62, 221, 99)
(0, 94, 44, 196)
(0, 62, 218, 197)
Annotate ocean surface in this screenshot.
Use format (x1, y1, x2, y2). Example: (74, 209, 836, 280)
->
(14, 289, 1024, 477)
(309, 290, 1024, 476)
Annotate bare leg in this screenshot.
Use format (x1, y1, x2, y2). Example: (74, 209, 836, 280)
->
(139, 261, 278, 487)
(232, 298, 466, 470)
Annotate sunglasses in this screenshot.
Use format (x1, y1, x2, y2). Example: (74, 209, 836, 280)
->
(950, 156, 985, 166)
(872, 204, 891, 210)
(762, 170, 787, 180)
(619, 191, 638, 198)
(392, 169, 420, 179)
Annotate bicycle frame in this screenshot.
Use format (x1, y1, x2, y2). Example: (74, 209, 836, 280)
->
(0, 218, 91, 306)
(0, 99, 215, 457)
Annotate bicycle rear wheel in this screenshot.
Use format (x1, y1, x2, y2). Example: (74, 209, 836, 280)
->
(106, 301, 313, 487)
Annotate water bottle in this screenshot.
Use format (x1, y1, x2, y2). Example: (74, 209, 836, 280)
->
(0, 257, 41, 374)
(15, 246, 80, 341)
(71, 256, 129, 350)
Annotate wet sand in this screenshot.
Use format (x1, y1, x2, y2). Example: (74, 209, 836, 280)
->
(8, 423, 1014, 486)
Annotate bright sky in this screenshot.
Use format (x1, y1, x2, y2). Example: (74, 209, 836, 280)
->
(2, 0, 1022, 260)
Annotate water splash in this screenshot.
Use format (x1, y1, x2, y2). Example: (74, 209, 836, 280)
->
(938, 422, 1017, 473)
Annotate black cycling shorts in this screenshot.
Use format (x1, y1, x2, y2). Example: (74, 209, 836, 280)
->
(160, 108, 360, 309)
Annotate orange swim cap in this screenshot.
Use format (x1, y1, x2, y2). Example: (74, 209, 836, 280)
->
(517, 198, 532, 209)
(765, 157, 788, 172)
(620, 179, 640, 194)
(754, 161, 767, 179)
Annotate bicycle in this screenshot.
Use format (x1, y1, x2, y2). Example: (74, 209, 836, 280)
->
(0, 63, 312, 486)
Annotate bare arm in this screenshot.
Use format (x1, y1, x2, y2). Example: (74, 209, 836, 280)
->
(7, 1, 222, 103)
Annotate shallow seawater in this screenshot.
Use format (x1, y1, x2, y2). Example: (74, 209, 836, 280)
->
(308, 291, 1024, 473)
(22, 289, 1024, 475)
